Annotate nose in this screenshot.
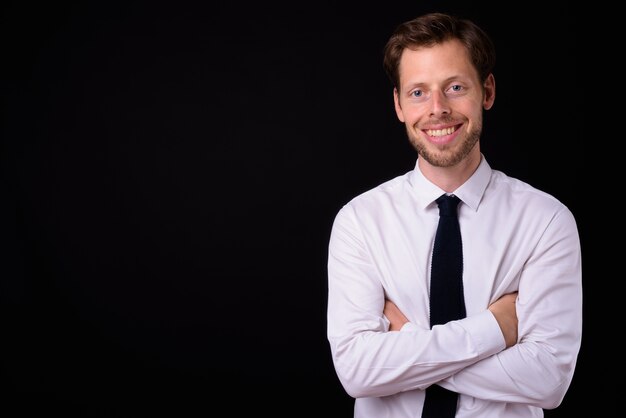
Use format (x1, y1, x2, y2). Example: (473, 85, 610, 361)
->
(429, 91, 450, 117)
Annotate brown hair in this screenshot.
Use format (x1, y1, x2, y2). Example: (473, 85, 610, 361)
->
(383, 12, 496, 89)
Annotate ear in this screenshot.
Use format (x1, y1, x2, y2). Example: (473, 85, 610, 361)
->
(393, 88, 405, 122)
(483, 73, 496, 110)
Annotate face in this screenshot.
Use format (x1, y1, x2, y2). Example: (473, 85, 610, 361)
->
(393, 39, 495, 168)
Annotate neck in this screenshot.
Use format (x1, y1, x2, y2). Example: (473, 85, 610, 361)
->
(418, 148, 482, 193)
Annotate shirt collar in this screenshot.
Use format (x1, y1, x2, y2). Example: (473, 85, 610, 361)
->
(409, 154, 492, 212)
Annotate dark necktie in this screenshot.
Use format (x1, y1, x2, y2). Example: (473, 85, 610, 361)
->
(421, 194, 465, 418)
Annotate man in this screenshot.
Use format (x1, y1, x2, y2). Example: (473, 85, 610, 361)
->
(326, 12, 582, 417)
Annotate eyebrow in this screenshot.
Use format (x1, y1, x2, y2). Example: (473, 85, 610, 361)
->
(401, 74, 473, 92)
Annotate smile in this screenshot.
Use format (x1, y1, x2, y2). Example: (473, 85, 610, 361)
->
(426, 126, 456, 137)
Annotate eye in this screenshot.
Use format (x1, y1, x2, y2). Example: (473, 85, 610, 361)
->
(410, 89, 423, 98)
(450, 84, 463, 92)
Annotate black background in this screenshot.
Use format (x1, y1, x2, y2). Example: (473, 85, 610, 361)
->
(2, 1, 598, 417)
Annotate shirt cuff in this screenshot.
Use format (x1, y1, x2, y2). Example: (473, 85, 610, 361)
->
(399, 322, 421, 332)
(458, 310, 506, 359)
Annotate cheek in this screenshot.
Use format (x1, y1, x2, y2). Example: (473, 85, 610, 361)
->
(399, 106, 423, 125)
(455, 101, 482, 121)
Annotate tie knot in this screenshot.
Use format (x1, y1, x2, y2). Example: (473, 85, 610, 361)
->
(436, 194, 460, 217)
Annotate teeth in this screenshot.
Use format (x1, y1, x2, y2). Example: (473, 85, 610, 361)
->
(426, 127, 455, 137)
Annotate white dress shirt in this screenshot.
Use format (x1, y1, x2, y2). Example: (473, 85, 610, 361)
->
(327, 155, 582, 418)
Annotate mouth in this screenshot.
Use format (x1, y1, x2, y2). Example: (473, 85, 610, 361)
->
(425, 125, 457, 137)
(423, 124, 461, 145)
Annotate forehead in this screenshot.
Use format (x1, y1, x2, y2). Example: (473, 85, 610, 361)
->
(398, 39, 478, 86)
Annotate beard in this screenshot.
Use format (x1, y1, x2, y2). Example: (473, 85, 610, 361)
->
(406, 120, 482, 168)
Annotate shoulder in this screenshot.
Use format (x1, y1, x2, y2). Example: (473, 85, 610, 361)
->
(491, 170, 561, 204)
(333, 171, 413, 224)
(488, 169, 575, 223)
(346, 172, 411, 210)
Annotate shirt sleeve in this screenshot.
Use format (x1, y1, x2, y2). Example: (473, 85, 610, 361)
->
(327, 204, 505, 399)
(440, 207, 583, 409)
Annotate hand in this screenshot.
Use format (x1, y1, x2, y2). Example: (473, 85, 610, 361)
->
(488, 292, 519, 348)
(384, 300, 409, 331)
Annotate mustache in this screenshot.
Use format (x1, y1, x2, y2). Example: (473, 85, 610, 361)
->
(424, 116, 457, 125)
